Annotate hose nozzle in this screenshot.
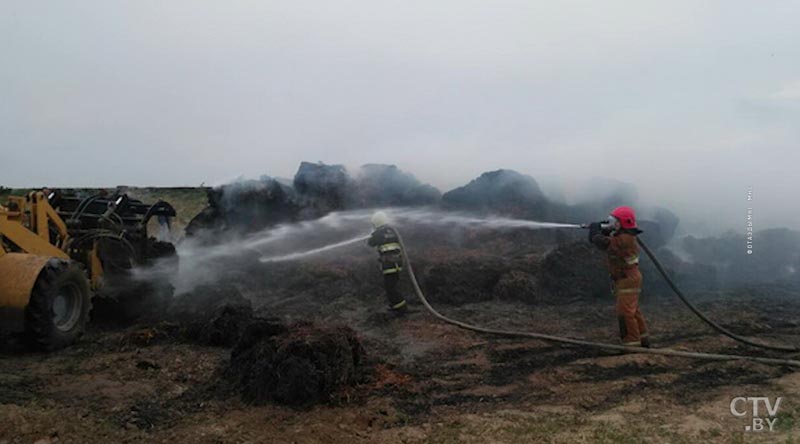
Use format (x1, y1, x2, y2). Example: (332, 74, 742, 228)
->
(580, 221, 614, 230)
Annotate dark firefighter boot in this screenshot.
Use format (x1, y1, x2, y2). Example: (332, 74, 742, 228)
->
(383, 273, 407, 315)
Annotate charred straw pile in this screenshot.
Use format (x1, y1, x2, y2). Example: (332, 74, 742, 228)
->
(226, 320, 364, 406)
(163, 283, 366, 406)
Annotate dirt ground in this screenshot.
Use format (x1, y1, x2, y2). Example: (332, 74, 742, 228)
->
(2, 290, 799, 444)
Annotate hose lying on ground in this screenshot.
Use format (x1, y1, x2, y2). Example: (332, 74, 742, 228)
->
(394, 230, 800, 368)
(637, 238, 798, 353)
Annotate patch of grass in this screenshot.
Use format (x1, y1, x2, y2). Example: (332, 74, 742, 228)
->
(0, 403, 147, 443)
(425, 420, 467, 444)
(456, 412, 766, 444)
(775, 410, 797, 432)
(592, 426, 649, 444)
(482, 412, 608, 444)
(501, 413, 584, 440)
(0, 373, 43, 405)
(0, 187, 33, 201)
(727, 432, 746, 444)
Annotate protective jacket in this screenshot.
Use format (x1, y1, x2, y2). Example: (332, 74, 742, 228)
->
(367, 225, 407, 311)
(368, 225, 403, 275)
(590, 227, 642, 282)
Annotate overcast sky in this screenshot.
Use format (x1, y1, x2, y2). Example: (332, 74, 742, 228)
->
(2, 1, 798, 232)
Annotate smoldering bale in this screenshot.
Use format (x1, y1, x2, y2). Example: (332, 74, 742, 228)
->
(227, 320, 364, 406)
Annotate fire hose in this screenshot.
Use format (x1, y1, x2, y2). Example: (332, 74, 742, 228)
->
(636, 238, 798, 352)
(393, 230, 800, 367)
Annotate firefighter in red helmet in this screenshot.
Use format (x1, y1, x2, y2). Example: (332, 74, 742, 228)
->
(588, 206, 650, 347)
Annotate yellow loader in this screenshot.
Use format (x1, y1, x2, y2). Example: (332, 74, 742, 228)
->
(0, 189, 176, 350)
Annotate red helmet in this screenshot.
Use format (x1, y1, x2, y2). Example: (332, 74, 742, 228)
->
(610, 206, 637, 229)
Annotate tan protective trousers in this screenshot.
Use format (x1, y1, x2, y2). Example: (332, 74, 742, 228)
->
(613, 270, 648, 345)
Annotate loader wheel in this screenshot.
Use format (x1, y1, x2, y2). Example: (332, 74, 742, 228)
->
(25, 259, 91, 351)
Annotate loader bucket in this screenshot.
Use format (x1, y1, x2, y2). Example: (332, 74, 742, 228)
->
(0, 253, 52, 331)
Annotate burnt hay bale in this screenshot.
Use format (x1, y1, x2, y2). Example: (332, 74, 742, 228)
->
(170, 283, 256, 346)
(422, 256, 507, 305)
(186, 178, 301, 235)
(184, 304, 254, 347)
(170, 283, 250, 315)
(441, 169, 549, 218)
(539, 241, 608, 302)
(227, 320, 364, 406)
(493, 270, 538, 302)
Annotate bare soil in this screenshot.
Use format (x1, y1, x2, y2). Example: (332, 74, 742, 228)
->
(2, 290, 799, 444)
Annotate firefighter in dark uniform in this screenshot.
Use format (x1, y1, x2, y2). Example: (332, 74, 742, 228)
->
(367, 211, 408, 312)
(588, 206, 650, 347)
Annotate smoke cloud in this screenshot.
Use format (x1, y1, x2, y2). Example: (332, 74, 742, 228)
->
(2, 1, 798, 233)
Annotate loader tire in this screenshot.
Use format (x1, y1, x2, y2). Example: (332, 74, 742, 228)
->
(25, 259, 91, 351)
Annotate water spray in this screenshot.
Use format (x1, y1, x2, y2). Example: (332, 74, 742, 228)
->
(234, 208, 584, 264)
(259, 235, 370, 263)
(250, 208, 582, 263)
